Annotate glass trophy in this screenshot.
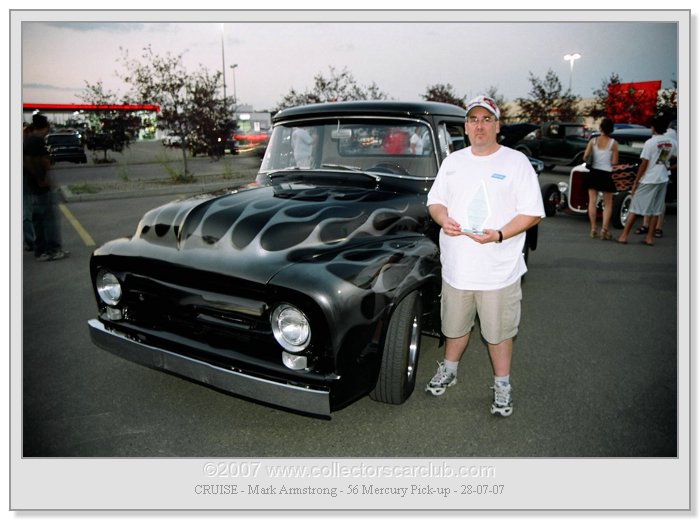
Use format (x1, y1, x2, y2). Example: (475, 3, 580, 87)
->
(462, 181, 491, 234)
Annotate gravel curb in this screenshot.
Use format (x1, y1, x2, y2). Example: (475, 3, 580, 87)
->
(59, 180, 245, 202)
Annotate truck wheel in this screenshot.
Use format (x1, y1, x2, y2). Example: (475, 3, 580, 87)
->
(369, 291, 422, 405)
(515, 145, 532, 157)
(612, 192, 632, 229)
(541, 183, 560, 217)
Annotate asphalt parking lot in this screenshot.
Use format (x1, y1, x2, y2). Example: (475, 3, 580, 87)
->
(18, 146, 683, 459)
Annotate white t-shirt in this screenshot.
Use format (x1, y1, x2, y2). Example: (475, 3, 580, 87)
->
(639, 133, 677, 185)
(427, 146, 545, 291)
(292, 128, 314, 166)
(410, 132, 424, 155)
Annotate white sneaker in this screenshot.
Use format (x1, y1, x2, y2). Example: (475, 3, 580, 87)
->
(50, 249, 70, 261)
(425, 362, 457, 396)
(490, 383, 513, 417)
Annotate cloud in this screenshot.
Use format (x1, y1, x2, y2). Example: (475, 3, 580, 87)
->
(43, 22, 149, 33)
(23, 83, 80, 92)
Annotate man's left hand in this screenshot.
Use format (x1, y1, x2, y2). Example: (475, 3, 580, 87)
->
(464, 229, 500, 244)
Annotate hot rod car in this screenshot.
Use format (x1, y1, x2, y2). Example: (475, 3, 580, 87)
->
(548, 126, 676, 229)
(87, 101, 542, 417)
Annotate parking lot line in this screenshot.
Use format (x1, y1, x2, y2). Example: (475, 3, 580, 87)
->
(58, 203, 96, 247)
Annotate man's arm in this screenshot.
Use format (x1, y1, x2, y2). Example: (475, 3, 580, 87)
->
(465, 214, 541, 244)
(631, 159, 649, 194)
(428, 204, 463, 236)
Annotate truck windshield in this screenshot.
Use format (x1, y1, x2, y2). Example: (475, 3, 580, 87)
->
(260, 120, 439, 178)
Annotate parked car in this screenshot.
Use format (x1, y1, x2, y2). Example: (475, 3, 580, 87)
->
(161, 134, 182, 147)
(561, 162, 638, 229)
(512, 121, 591, 169)
(87, 101, 542, 417)
(234, 128, 270, 157)
(45, 132, 87, 164)
(610, 126, 652, 164)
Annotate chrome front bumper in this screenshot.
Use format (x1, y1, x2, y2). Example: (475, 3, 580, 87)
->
(87, 319, 331, 417)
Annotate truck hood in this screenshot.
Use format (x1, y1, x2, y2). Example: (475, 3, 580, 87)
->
(98, 180, 430, 286)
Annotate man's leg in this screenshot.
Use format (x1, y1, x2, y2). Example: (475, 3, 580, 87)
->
(487, 338, 513, 378)
(617, 212, 638, 243)
(426, 282, 474, 396)
(479, 282, 520, 417)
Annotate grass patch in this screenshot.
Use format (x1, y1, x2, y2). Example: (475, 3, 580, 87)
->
(117, 163, 130, 182)
(221, 157, 236, 179)
(155, 153, 195, 183)
(68, 182, 101, 194)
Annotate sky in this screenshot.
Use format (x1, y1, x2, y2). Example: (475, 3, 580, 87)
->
(18, 11, 681, 113)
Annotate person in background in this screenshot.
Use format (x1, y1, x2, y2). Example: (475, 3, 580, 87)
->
(410, 126, 424, 155)
(617, 116, 676, 246)
(22, 123, 36, 252)
(582, 118, 618, 240)
(425, 95, 544, 417)
(636, 121, 677, 238)
(24, 113, 70, 261)
(291, 126, 316, 168)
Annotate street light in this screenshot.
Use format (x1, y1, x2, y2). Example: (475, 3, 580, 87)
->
(220, 24, 227, 102)
(230, 64, 238, 106)
(564, 53, 582, 92)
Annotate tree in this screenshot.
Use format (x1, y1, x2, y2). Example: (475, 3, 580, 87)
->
(276, 66, 388, 110)
(656, 80, 678, 123)
(421, 83, 465, 108)
(184, 68, 234, 160)
(516, 70, 581, 123)
(118, 45, 231, 177)
(79, 80, 136, 164)
(588, 73, 621, 120)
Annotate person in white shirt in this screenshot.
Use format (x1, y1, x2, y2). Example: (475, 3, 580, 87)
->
(409, 127, 424, 155)
(425, 95, 545, 417)
(637, 123, 677, 238)
(617, 116, 677, 246)
(291, 127, 315, 168)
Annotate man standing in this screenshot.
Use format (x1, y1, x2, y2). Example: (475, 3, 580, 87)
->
(616, 116, 676, 246)
(291, 126, 315, 168)
(425, 96, 544, 417)
(410, 126, 424, 155)
(24, 114, 69, 261)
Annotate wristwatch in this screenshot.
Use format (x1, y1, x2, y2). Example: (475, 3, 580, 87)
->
(497, 230, 503, 243)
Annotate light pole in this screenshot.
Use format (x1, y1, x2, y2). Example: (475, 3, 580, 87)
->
(230, 64, 238, 106)
(564, 53, 581, 92)
(220, 24, 227, 103)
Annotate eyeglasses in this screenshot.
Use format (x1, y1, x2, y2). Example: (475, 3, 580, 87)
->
(466, 116, 497, 125)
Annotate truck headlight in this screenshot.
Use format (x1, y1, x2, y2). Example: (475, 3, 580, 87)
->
(96, 270, 122, 306)
(271, 304, 310, 352)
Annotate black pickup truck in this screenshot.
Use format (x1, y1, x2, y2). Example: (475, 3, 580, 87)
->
(506, 121, 649, 171)
(87, 101, 544, 418)
(508, 121, 590, 170)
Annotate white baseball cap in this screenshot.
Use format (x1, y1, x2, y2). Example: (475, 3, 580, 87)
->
(466, 95, 500, 120)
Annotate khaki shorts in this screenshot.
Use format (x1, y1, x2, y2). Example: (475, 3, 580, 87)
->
(441, 279, 522, 344)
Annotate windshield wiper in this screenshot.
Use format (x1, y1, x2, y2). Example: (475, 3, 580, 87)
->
(319, 163, 362, 171)
(266, 166, 381, 184)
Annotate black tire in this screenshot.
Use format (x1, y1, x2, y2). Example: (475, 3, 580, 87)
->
(612, 192, 632, 229)
(541, 183, 560, 217)
(369, 291, 422, 405)
(515, 145, 531, 157)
